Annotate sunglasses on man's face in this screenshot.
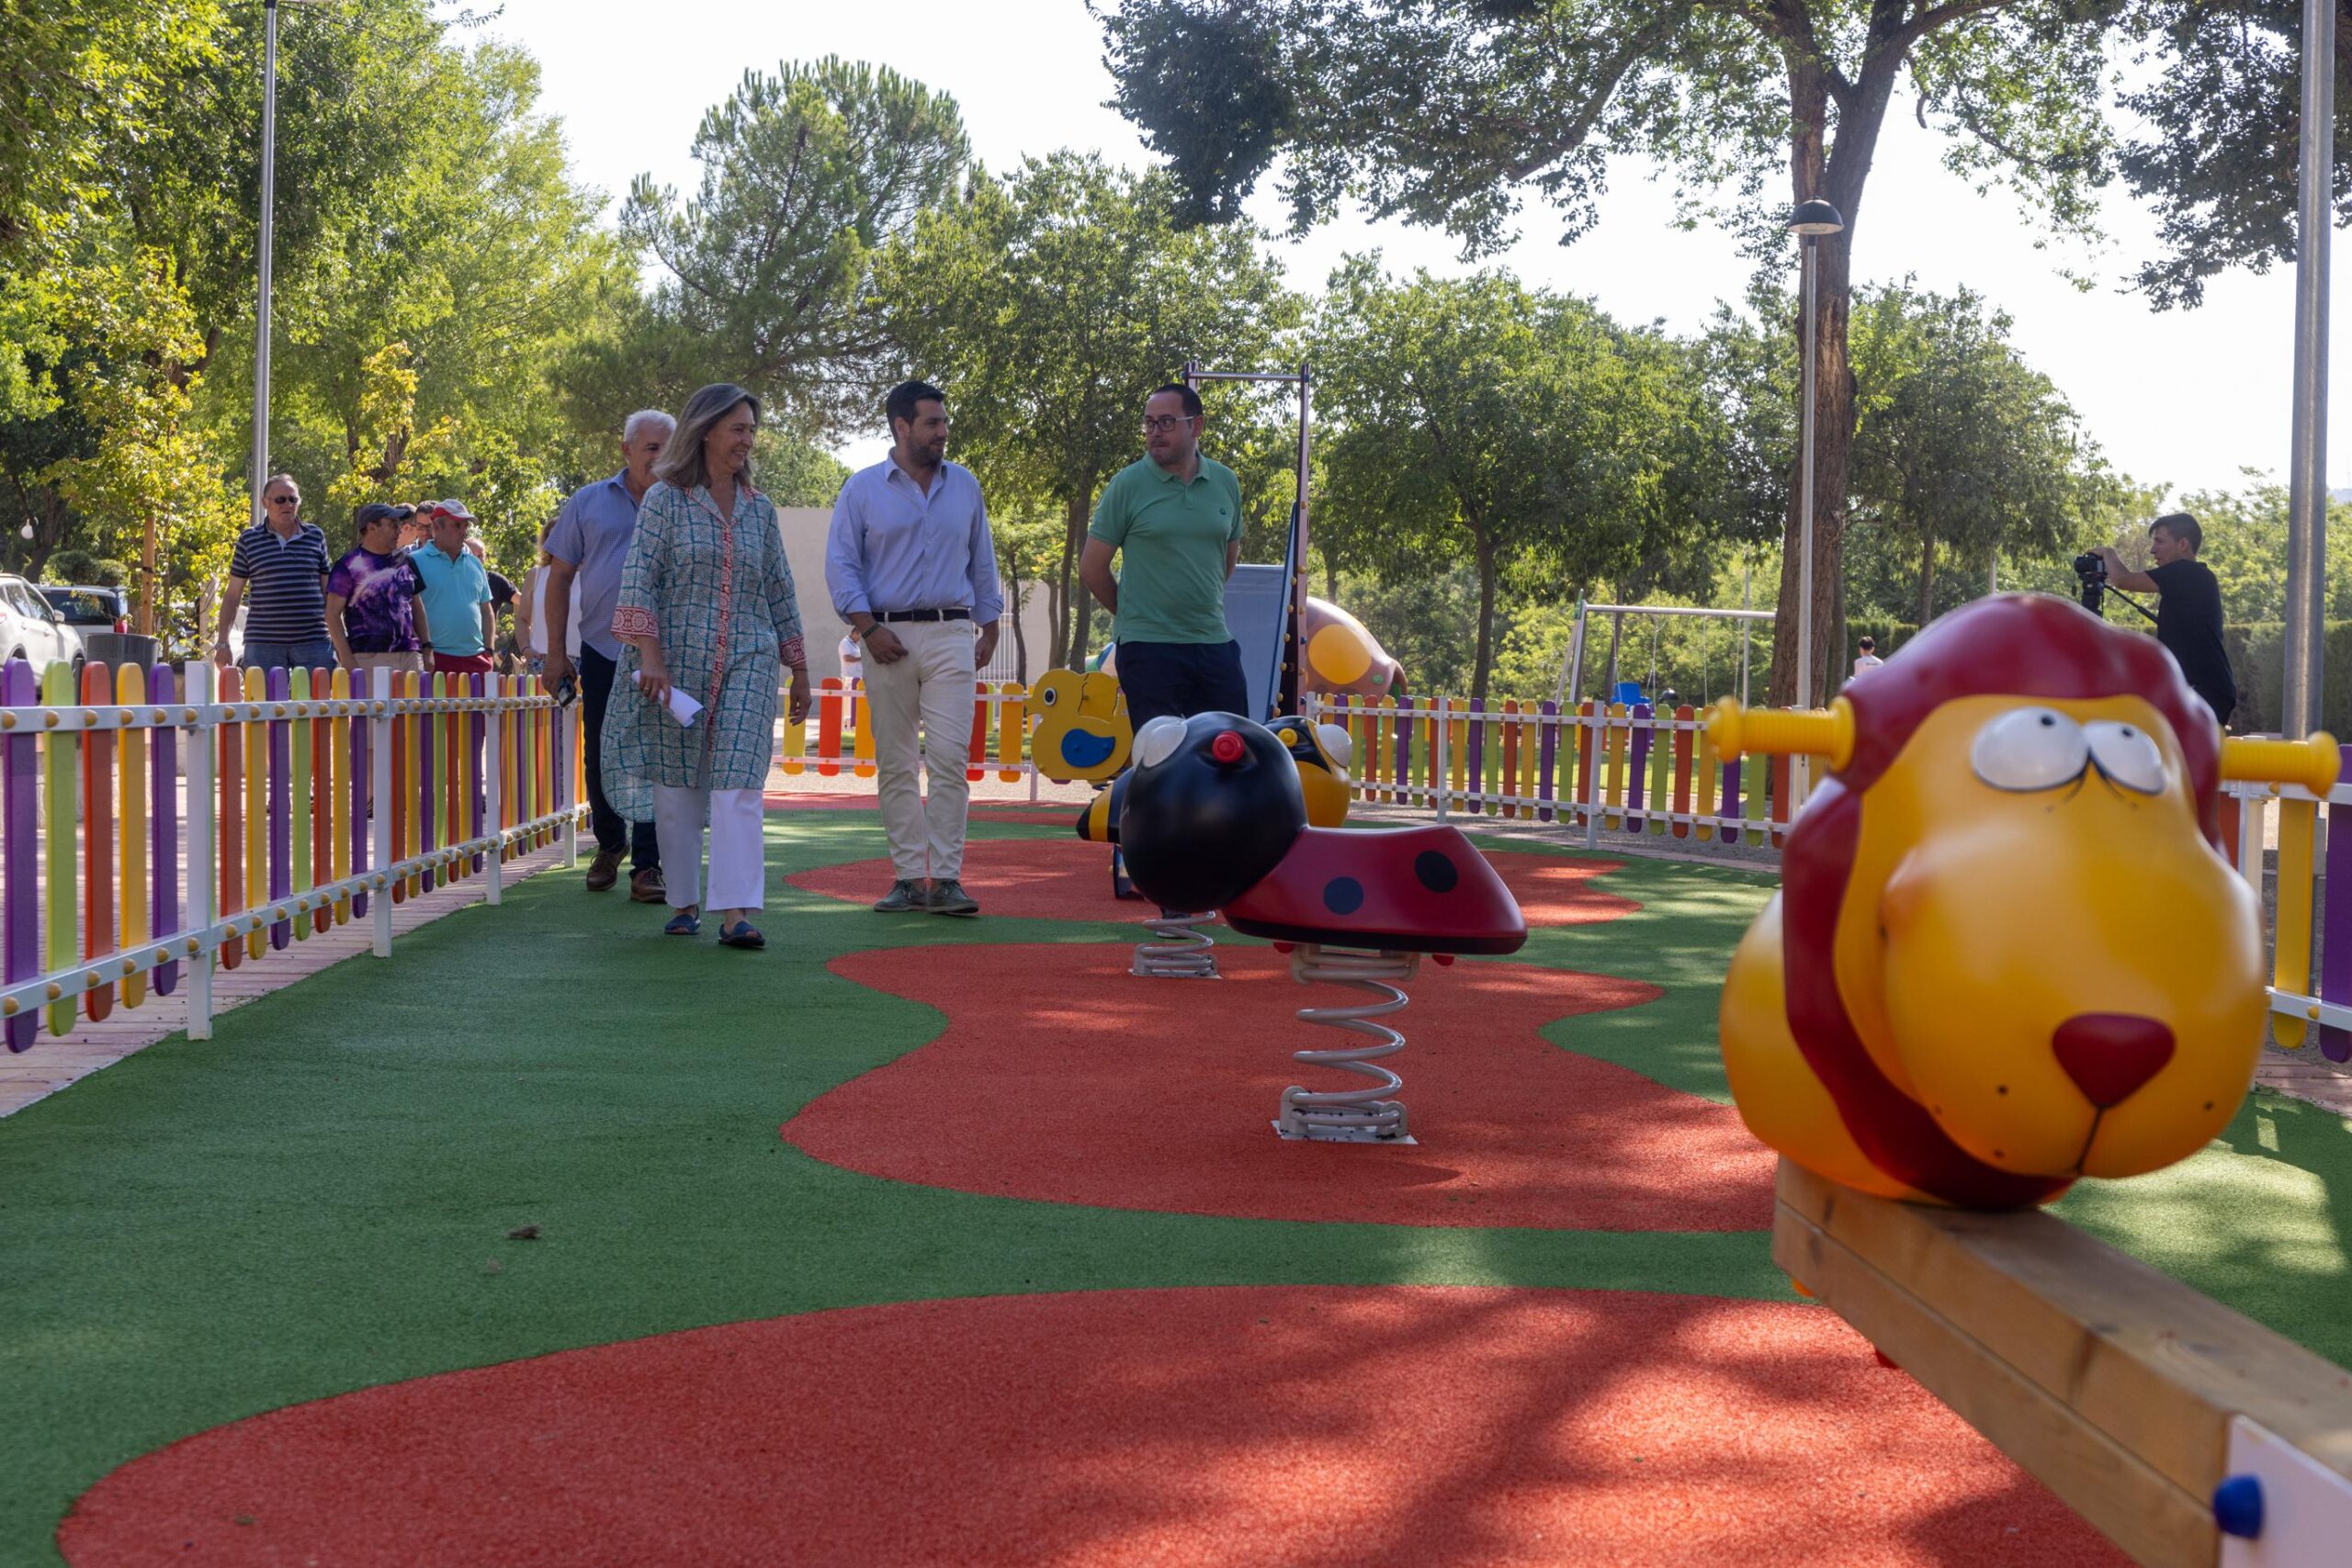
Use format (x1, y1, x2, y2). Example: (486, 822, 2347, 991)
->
(267, 494, 300, 506)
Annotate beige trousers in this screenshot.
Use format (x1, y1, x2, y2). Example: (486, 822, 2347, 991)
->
(862, 619, 978, 882)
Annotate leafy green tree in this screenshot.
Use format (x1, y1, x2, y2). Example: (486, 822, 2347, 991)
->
(1705, 281, 2114, 644)
(757, 434, 852, 509)
(874, 152, 1298, 668)
(621, 58, 969, 437)
(36, 253, 242, 638)
(1844, 282, 2116, 625)
(1314, 261, 1735, 701)
(2114, 2, 2352, 309)
(1096, 0, 2180, 705)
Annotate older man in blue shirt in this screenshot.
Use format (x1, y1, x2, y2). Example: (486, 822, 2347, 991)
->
(542, 410, 673, 901)
(826, 379, 1004, 916)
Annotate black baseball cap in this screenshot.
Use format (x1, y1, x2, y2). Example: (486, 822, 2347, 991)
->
(355, 502, 414, 532)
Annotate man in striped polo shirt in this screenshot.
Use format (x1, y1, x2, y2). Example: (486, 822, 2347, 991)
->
(214, 473, 335, 672)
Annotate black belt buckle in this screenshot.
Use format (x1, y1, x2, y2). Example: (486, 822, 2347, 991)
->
(876, 608, 971, 623)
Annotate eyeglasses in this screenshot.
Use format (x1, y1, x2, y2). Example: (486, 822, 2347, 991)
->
(1141, 415, 1196, 434)
(266, 494, 300, 506)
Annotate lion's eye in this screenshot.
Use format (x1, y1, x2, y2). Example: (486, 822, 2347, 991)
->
(2086, 720, 2166, 795)
(1971, 707, 2089, 793)
(1134, 716, 1186, 770)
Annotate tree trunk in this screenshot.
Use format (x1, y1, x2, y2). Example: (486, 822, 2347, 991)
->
(1915, 526, 1939, 628)
(1767, 232, 1856, 709)
(1009, 579, 1030, 683)
(1053, 492, 1087, 671)
(1470, 536, 1498, 703)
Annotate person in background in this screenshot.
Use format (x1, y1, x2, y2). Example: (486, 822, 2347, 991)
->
(2092, 512, 2237, 728)
(826, 379, 1003, 917)
(326, 502, 428, 676)
(1079, 384, 1246, 727)
(216, 473, 334, 673)
(409, 500, 496, 676)
(540, 410, 672, 901)
(609, 383, 811, 952)
(1852, 636, 1883, 677)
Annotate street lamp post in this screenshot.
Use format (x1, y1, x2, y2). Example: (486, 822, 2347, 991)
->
(1788, 197, 1844, 803)
(249, 0, 283, 531)
(2285, 0, 2335, 738)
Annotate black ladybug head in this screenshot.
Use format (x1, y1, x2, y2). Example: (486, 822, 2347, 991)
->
(1117, 712, 1306, 912)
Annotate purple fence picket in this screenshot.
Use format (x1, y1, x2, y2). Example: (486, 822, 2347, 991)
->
(1626, 705, 1654, 829)
(2322, 747, 2352, 1061)
(151, 665, 180, 996)
(1537, 700, 1558, 822)
(1383, 695, 1401, 799)
(1722, 756, 1744, 840)
(266, 666, 292, 949)
(3, 660, 36, 1050)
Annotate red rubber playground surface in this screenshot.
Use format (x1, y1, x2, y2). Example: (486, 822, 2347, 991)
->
(60, 1286, 2124, 1568)
(13, 804, 2169, 1566)
(789, 834, 1641, 927)
(786, 941, 1774, 1229)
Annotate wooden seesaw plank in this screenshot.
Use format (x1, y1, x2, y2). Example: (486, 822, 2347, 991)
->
(1772, 1159, 2352, 1568)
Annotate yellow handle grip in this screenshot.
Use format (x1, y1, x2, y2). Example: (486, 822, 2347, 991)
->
(2222, 732, 2340, 795)
(1706, 697, 1855, 771)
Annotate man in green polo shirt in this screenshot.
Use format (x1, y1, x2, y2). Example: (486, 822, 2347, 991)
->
(1079, 383, 1247, 727)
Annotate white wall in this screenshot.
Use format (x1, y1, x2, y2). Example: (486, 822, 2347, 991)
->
(775, 506, 1057, 683)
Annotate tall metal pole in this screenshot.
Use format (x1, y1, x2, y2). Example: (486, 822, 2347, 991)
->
(249, 0, 281, 529)
(2284, 0, 2335, 738)
(1797, 233, 1819, 716)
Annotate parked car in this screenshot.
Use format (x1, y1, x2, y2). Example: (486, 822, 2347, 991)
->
(0, 574, 79, 672)
(40, 585, 126, 664)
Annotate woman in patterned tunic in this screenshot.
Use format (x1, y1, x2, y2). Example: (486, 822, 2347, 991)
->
(606, 383, 811, 950)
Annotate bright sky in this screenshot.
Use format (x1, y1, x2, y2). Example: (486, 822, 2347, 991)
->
(483, 0, 2348, 500)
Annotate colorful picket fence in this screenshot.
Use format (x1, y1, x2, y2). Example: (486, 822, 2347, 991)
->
(1, 660, 584, 1050)
(1306, 694, 1790, 847)
(2219, 760, 2352, 1061)
(778, 678, 1032, 784)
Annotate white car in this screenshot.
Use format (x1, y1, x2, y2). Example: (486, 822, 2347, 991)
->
(0, 574, 79, 673)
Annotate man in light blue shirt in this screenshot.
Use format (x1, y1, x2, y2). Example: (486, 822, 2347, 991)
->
(542, 410, 673, 901)
(826, 379, 1003, 916)
(409, 501, 495, 671)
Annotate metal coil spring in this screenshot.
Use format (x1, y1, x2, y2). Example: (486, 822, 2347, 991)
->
(1275, 945, 1420, 1143)
(1132, 909, 1219, 978)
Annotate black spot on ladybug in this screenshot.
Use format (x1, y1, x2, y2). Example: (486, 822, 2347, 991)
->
(1323, 876, 1364, 915)
(1415, 850, 1459, 893)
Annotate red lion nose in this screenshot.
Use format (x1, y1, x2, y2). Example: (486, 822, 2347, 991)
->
(2052, 1014, 2177, 1108)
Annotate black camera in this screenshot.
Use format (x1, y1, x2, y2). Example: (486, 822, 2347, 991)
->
(2072, 551, 2107, 614)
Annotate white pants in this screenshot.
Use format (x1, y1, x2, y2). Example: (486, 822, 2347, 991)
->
(652, 785, 765, 911)
(863, 618, 977, 881)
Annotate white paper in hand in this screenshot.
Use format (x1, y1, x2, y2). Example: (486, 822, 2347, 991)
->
(639, 672, 703, 727)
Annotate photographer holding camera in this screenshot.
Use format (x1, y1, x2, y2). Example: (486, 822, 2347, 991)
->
(2089, 512, 2236, 728)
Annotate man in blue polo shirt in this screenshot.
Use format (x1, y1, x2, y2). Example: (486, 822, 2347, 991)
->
(540, 411, 672, 899)
(1080, 383, 1247, 726)
(409, 501, 495, 674)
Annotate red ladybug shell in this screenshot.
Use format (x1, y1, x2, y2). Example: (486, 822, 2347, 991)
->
(1222, 826, 1528, 955)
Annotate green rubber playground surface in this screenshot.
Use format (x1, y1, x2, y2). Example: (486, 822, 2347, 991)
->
(4, 806, 2347, 1564)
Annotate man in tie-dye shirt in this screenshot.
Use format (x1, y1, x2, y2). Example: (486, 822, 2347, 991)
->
(326, 502, 429, 674)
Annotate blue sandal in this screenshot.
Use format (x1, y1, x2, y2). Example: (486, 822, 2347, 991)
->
(718, 919, 765, 951)
(664, 909, 701, 936)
